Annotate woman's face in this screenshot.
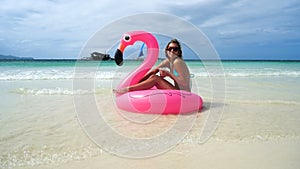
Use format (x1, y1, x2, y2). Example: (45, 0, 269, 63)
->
(166, 42, 180, 59)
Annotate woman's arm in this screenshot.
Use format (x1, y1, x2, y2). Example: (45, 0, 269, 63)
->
(139, 59, 169, 83)
(138, 68, 159, 83)
(155, 59, 169, 69)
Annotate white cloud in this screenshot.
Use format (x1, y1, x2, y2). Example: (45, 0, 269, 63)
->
(0, 0, 299, 59)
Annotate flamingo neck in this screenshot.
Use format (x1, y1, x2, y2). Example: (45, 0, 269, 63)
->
(117, 32, 159, 89)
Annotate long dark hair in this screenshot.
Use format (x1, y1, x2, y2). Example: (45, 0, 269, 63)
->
(164, 39, 183, 58)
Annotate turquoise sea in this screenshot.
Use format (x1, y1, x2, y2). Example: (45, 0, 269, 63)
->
(0, 60, 300, 168)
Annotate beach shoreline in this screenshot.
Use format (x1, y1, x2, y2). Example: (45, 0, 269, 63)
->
(19, 139, 299, 169)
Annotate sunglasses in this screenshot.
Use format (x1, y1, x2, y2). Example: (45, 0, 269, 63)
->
(167, 47, 179, 52)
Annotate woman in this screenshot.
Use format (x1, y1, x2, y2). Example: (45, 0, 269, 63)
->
(114, 39, 191, 94)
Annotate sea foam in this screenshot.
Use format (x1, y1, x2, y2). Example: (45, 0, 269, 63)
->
(11, 87, 94, 95)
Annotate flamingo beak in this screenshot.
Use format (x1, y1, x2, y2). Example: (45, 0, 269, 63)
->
(114, 43, 125, 66)
(114, 49, 123, 66)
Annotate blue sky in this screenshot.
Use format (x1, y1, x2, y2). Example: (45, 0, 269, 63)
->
(0, 0, 299, 60)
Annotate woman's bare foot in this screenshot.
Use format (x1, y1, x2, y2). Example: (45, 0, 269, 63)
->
(113, 87, 129, 94)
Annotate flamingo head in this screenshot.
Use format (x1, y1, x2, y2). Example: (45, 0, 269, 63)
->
(114, 31, 157, 66)
(114, 33, 134, 66)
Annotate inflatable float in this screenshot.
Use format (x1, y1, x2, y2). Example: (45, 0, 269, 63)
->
(114, 31, 203, 114)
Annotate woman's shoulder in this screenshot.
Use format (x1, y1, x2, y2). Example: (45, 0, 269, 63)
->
(173, 58, 189, 72)
(173, 58, 186, 66)
(162, 59, 169, 64)
(156, 59, 169, 68)
(161, 59, 170, 66)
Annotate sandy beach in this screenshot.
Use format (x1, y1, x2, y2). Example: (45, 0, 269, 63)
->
(1, 60, 300, 168)
(33, 139, 299, 169)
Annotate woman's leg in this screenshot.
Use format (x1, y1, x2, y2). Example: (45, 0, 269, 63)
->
(130, 74, 178, 91)
(114, 75, 178, 94)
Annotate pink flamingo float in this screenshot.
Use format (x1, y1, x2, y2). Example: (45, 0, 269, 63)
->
(114, 31, 203, 114)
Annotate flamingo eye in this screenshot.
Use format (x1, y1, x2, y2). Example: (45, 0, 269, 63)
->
(123, 34, 131, 42)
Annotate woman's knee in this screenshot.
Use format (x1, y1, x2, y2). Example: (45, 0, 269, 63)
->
(149, 74, 163, 83)
(149, 74, 159, 80)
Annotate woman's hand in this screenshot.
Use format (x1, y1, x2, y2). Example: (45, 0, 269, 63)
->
(159, 69, 169, 78)
(139, 68, 159, 83)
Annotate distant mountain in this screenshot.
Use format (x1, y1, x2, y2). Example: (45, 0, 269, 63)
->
(0, 54, 34, 60)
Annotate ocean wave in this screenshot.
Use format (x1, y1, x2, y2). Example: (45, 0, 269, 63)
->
(0, 145, 102, 168)
(11, 88, 96, 95)
(0, 69, 74, 81)
(1, 68, 300, 81)
(226, 71, 300, 77)
(192, 70, 300, 77)
(0, 70, 122, 81)
(211, 133, 300, 143)
(181, 133, 300, 144)
(226, 99, 300, 105)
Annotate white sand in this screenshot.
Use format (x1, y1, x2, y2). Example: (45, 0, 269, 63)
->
(25, 139, 300, 169)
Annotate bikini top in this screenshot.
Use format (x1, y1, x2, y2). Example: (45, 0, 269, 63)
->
(169, 60, 194, 89)
(173, 69, 179, 76)
(168, 59, 194, 78)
